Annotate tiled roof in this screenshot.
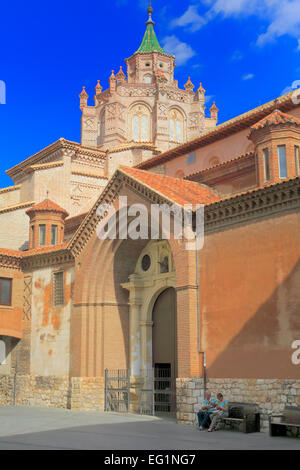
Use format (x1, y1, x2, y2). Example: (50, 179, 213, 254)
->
(250, 109, 300, 131)
(119, 166, 220, 205)
(22, 242, 69, 257)
(26, 199, 69, 218)
(0, 248, 23, 258)
(0, 243, 70, 259)
(137, 23, 167, 54)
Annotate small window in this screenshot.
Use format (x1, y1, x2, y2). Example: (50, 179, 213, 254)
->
(53, 271, 64, 307)
(0, 278, 12, 306)
(0, 339, 6, 365)
(278, 145, 287, 179)
(51, 225, 58, 246)
(144, 75, 152, 84)
(263, 148, 270, 182)
(39, 224, 46, 246)
(186, 152, 195, 164)
(295, 146, 300, 176)
(31, 225, 34, 248)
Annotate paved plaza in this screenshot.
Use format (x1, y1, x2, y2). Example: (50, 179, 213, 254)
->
(0, 406, 299, 450)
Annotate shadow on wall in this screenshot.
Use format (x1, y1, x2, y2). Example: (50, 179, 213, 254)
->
(112, 238, 149, 369)
(207, 257, 300, 379)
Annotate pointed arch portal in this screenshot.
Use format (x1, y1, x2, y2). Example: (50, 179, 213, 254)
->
(122, 240, 177, 413)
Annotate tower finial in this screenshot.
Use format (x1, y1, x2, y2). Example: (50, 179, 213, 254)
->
(146, 0, 154, 26)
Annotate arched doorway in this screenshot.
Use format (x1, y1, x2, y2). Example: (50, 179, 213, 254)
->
(152, 287, 177, 415)
(121, 240, 177, 414)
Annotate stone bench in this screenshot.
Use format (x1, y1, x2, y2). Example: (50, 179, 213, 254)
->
(219, 402, 260, 433)
(269, 406, 300, 438)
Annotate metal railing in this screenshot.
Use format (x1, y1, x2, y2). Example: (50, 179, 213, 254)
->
(104, 369, 130, 412)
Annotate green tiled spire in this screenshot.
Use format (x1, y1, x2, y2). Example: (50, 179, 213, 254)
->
(137, 1, 167, 55)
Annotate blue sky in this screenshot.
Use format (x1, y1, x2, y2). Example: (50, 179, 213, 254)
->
(0, 0, 299, 188)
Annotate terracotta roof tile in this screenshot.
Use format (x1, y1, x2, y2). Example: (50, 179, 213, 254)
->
(0, 242, 70, 259)
(22, 242, 69, 257)
(26, 199, 69, 218)
(250, 109, 300, 131)
(0, 248, 23, 258)
(119, 166, 220, 205)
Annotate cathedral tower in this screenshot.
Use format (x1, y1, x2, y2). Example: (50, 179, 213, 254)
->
(79, 1, 219, 176)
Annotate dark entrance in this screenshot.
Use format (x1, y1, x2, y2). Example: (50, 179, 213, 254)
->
(152, 288, 177, 416)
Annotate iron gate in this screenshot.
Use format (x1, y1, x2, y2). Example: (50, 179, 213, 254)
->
(104, 369, 130, 412)
(140, 366, 177, 417)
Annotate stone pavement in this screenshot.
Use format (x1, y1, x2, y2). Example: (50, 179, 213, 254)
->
(0, 406, 299, 450)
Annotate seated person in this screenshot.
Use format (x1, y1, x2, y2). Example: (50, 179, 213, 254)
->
(197, 391, 217, 430)
(208, 392, 229, 432)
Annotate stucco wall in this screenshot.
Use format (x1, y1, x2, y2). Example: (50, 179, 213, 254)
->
(30, 265, 74, 377)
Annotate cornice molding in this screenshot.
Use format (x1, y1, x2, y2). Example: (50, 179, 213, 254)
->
(6, 139, 106, 180)
(0, 185, 21, 194)
(71, 170, 108, 179)
(0, 200, 35, 215)
(21, 248, 74, 270)
(0, 254, 22, 269)
(205, 177, 300, 233)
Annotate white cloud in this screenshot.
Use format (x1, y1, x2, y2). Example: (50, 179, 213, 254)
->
(281, 80, 300, 96)
(171, 1, 300, 47)
(256, 1, 300, 45)
(242, 73, 255, 80)
(162, 36, 196, 66)
(170, 5, 207, 32)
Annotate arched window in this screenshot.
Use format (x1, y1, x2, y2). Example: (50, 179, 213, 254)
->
(130, 104, 151, 142)
(0, 339, 6, 365)
(169, 109, 184, 143)
(144, 75, 152, 84)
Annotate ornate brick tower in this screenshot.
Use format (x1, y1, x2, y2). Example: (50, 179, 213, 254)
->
(79, 1, 219, 176)
(249, 109, 300, 186)
(26, 199, 69, 249)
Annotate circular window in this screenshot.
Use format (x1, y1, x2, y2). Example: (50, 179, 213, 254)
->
(141, 254, 151, 271)
(159, 63, 163, 68)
